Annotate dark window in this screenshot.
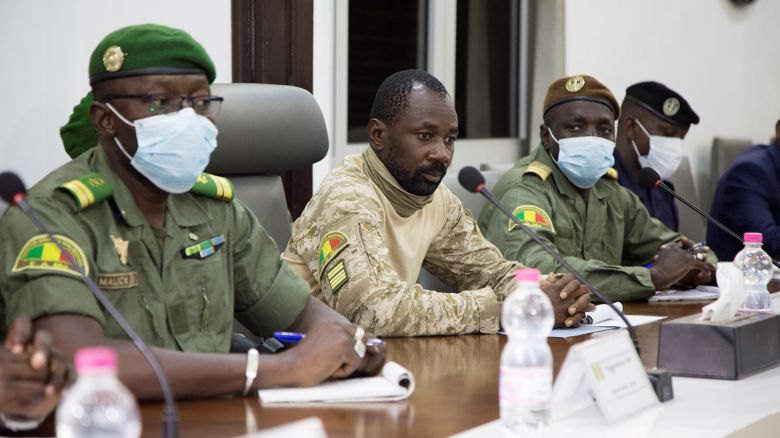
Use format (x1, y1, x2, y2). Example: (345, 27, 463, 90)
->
(455, 0, 520, 139)
(348, 0, 428, 143)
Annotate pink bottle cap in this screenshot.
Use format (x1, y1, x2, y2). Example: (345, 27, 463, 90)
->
(515, 268, 541, 282)
(744, 232, 763, 243)
(75, 347, 118, 373)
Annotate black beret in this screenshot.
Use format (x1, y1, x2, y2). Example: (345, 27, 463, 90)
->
(624, 81, 699, 129)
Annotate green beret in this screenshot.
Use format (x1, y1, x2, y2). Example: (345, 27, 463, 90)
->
(61, 92, 97, 159)
(62, 24, 216, 158)
(543, 75, 620, 119)
(89, 23, 215, 85)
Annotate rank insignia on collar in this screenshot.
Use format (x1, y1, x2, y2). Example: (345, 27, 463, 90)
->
(182, 234, 225, 260)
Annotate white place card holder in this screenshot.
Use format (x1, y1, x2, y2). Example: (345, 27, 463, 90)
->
(551, 331, 658, 423)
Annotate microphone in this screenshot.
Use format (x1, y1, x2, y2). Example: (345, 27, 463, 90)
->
(459, 166, 640, 353)
(0, 171, 178, 438)
(638, 167, 780, 269)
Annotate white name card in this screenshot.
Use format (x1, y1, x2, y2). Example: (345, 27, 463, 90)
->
(551, 330, 658, 423)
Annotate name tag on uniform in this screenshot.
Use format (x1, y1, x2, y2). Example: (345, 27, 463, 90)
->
(97, 272, 138, 290)
(181, 234, 225, 260)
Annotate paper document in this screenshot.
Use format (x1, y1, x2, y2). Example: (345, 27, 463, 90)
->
(650, 285, 720, 302)
(548, 315, 665, 338)
(258, 361, 414, 403)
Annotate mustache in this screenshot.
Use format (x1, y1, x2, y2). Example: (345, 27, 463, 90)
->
(414, 162, 448, 178)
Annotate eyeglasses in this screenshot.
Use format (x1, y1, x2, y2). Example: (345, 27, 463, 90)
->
(103, 93, 224, 117)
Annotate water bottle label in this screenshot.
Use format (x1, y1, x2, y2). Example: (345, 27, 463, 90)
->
(499, 367, 552, 407)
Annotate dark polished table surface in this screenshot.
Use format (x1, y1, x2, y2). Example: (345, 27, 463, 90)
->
(135, 300, 713, 438)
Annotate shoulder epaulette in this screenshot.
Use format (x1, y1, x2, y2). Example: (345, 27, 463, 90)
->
(58, 172, 113, 210)
(190, 173, 235, 202)
(523, 161, 552, 182)
(605, 168, 618, 180)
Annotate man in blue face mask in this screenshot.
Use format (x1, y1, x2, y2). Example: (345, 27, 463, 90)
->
(479, 75, 715, 302)
(0, 24, 385, 402)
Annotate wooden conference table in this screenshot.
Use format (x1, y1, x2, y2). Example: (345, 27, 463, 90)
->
(132, 300, 721, 438)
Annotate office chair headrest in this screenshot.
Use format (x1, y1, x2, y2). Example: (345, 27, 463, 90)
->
(207, 83, 328, 175)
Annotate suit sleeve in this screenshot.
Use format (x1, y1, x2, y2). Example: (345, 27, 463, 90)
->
(480, 181, 658, 302)
(719, 161, 780, 257)
(290, 188, 499, 337)
(422, 189, 522, 299)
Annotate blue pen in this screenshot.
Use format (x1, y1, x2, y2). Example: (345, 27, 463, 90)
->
(273, 331, 385, 347)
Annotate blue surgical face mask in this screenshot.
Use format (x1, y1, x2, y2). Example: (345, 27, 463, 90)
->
(547, 127, 615, 189)
(107, 103, 218, 193)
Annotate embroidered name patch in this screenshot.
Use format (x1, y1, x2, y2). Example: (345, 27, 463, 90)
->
(97, 272, 138, 289)
(182, 234, 225, 260)
(509, 205, 555, 233)
(318, 231, 349, 273)
(12, 234, 89, 277)
(326, 260, 348, 293)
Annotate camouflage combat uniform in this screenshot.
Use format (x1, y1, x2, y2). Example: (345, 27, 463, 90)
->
(283, 152, 522, 337)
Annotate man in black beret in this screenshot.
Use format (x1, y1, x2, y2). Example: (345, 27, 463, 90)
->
(614, 81, 700, 231)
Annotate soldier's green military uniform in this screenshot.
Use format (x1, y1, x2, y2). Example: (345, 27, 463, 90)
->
(0, 147, 310, 350)
(283, 149, 522, 337)
(478, 146, 680, 301)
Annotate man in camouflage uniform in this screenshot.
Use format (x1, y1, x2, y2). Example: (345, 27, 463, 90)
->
(0, 24, 384, 401)
(284, 70, 593, 337)
(478, 75, 714, 302)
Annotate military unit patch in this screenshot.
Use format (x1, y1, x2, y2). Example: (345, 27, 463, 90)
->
(318, 231, 349, 273)
(509, 205, 555, 233)
(325, 260, 348, 293)
(12, 234, 89, 277)
(182, 234, 225, 260)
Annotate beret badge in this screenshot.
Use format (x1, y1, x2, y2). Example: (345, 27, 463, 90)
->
(102, 46, 126, 72)
(565, 75, 585, 93)
(663, 97, 680, 117)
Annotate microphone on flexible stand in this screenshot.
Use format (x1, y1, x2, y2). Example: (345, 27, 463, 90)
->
(0, 171, 179, 438)
(638, 167, 780, 270)
(458, 166, 641, 354)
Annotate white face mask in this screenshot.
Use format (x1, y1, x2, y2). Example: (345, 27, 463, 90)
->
(631, 119, 683, 180)
(107, 103, 218, 193)
(548, 128, 615, 189)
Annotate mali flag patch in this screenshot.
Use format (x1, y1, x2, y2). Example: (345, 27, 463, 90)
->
(12, 234, 89, 277)
(509, 205, 555, 233)
(318, 231, 349, 274)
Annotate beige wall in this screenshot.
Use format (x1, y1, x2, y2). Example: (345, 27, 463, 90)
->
(0, 0, 231, 193)
(564, 0, 780, 205)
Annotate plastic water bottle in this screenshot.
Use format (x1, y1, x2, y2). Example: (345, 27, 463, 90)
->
(57, 347, 141, 438)
(500, 268, 554, 433)
(734, 232, 773, 312)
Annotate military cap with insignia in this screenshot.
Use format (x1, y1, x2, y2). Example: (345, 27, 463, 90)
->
(543, 74, 620, 118)
(61, 23, 217, 159)
(624, 81, 699, 129)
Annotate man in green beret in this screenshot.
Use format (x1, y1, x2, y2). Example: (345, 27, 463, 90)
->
(0, 23, 384, 401)
(478, 75, 715, 301)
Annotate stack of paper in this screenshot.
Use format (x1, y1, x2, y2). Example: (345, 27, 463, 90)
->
(258, 361, 415, 403)
(650, 285, 720, 302)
